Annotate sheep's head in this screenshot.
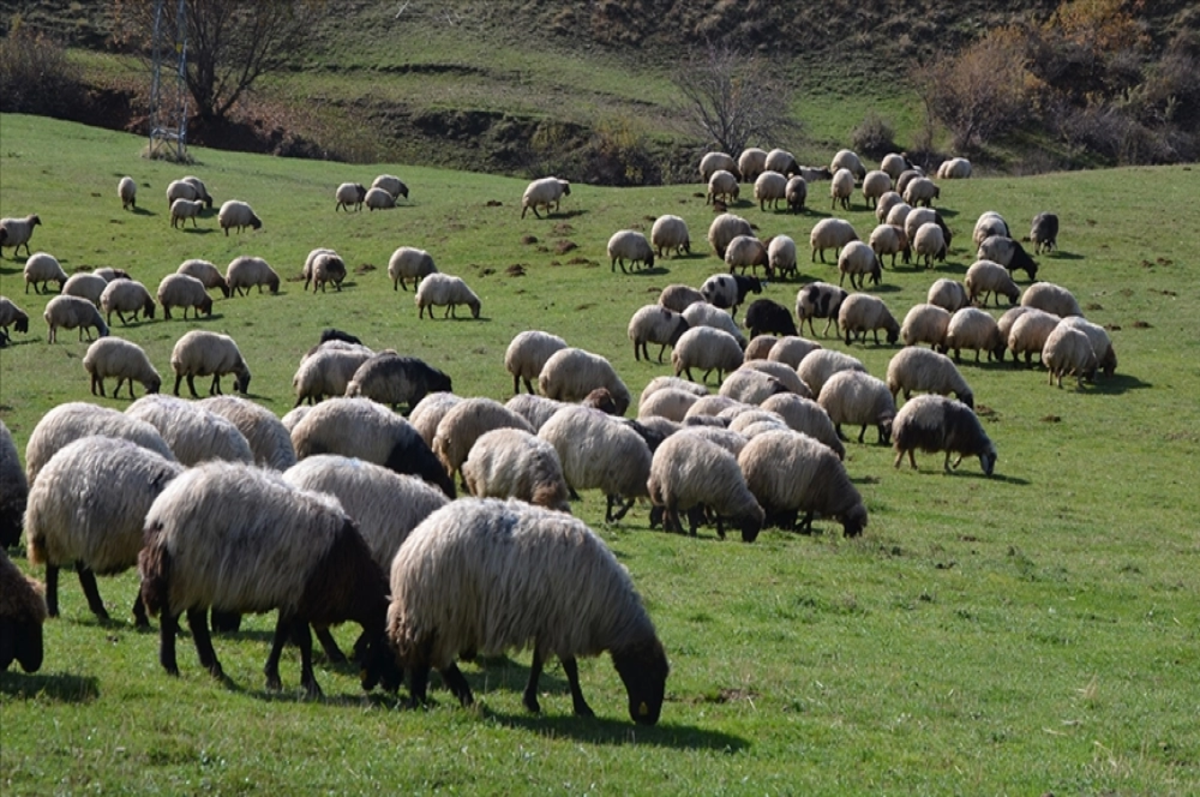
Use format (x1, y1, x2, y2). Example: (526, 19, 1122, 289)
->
(14, 314, 29, 334)
(234, 366, 252, 394)
(143, 298, 157, 319)
(612, 636, 669, 726)
(199, 296, 214, 317)
(668, 316, 689, 346)
(979, 443, 998, 477)
(467, 299, 481, 319)
(249, 214, 263, 231)
(841, 504, 868, 538)
(145, 374, 162, 395)
(267, 273, 280, 294)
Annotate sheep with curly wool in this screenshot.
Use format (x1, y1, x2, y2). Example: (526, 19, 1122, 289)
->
(416, 273, 481, 319)
(796, 348, 866, 396)
(225, 256, 279, 296)
(648, 434, 763, 541)
(23, 252, 67, 294)
(672, 326, 744, 384)
(892, 394, 996, 475)
(1, 215, 41, 259)
(539, 406, 652, 522)
(63, 273, 107, 306)
(344, 352, 452, 412)
(608, 230, 655, 273)
(171, 330, 251, 397)
(24, 402, 176, 486)
(1042, 325, 1098, 388)
(809, 218, 858, 264)
(927, 279, 970, 313)
(83, 336, 161, 398)
(177, 259, 230, 298)
(537, 347, 631, 415)
(197, 396, 296, 471)
(0, 550, 46, 673)
(885, 347, 974, 408)
(1020, 282, 1081, 319)
(460, 429, 570, 512)
(217, 200, 262, 235)
(125, 394, 253, 467)
(0, 420, 28, 549)
(900, 302, 951, 349)
(758, 393, 846, 459)
(43, 295, 109, 343)
(838, 293, 899, 345)
(964, 260, 1020, 307)
(156, 274, 213, 320)
(707, 213, 753, 259)
(627, 305, 689, 363)
(818, 370, 896, 445)
(432, 398, 535, 486)
(411, 392, 463, 444)
(945, 307, 1005, 363)
(1058, 316, 1116, 377)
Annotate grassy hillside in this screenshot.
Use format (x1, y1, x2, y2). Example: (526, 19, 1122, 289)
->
(1, 115, 1198, 794)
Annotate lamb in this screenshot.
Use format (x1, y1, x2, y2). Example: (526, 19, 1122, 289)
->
(177, 259, 230, 298)
(217, 200, 262, 235)
(460, 429, 570, 512)
(637, 387, 703, 422)
(892, 394, 996, 475)
(913, 222, 947, 268)
(701, 273, 763, 316)
(738, 429, 867, 536)
(23, 402, 176, 486)
(875, 191, 905, 224)
(289, 397, 456, 498)
(0, 214, 41, 258)
(1007, 307, 1062, 366)
(345, 352, 452, 412)
(830, 149, 866, 180)
(365, 187, 396, 210)
(292, 345, 373, 406)
(880, 153, 912, 181)
(521, 177, 571, 219)
(754, 171, 788, 211)
(706, 170, 740, 205)
(964, 260, 1020, 307)
(657, 284, 705, 314)
(156, 274, 214, 320)
(861, 170, 892, 209)
(885, 347, 975, 408)
(1020, 281, 1081, 318)
(794, 282, 847, 338)
(796, 349, 866, 396)
(737, 147, 768, 182)
(647, 215, 690, 259)
(82, 336, 162, 398)
(197, 396, 297, 470)
(682, 301, 748, 348)
(837, 241, 882, 289)
(718, 369, 790, 405)
(170, 198, 204, 229)
(925, 278, 969, 313)
(225, 256, 280, 296)
(744, 334, 778, 360)
(830, 167, 855, 210)
(125, 394, 254, 467)
(648, 434, 763, 541)
(672, 327, 744, 384)
(809, 218, 858, 264)
(411, 392, 463, 445)
(181, 176, 213, 208)
(738, 360, 810, 397)
(785, 177, 807, 214)
(432, 397, 535, 486)
(24, 435, 183, 624)
(818, 370, 897, 445)
(900, 302, 951, 349)
(0, 420, 28, 548)
(758, 393, 846, 459)
(838, 293, 900, 345)
(100, 279, 156, 325)
(627, 305, 689, 363)
(744, 298, 798, 338)
(1058, 316, 1116, 377)
(699, 151, 738, 182)
(537, 347, 631, 415)
(170, 330, 252, 397)
(505, 330, 568, 394)
(335, 182, 367, 212)
(138, 461, 398, 697)
(118, 176, 137, 210)
(387, 498, 669, 720)
(945, 307, 1006, 363)
(904, 208, 952, 252)
(707, 213, 753, 259)
(1042, 325, 1098, 388)
(23, 251, 67, 294)
(607, 230, 655, 273)
(936, 157, 972, 179)
(387, 246, 438, 291)
(371, 174, 409, 200)
(62, 273, 108, 306)
(0, 296, 30, 347)
(869, 223, 909, 268)
(416, 273, 481, 319)
(43, 295, 109, 343)
(0, 550, 46, 673)
(972, 211, 1009, 248)
(1031, 212, 1059, 254)
(724, 235, 770, 278)
(540, 405, 653, 517)
(977, 235, 1038, 281)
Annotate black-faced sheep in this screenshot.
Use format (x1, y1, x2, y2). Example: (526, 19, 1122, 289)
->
(904, 208, 953, 253)
(913, 222, 947, 268)
(371, 174, 409, 200)
(416, 273, 481, 319)
(43, 295, 109, 343)
(303, 248, 347, 293)
(608, 230, 655, 273)
(1058, 316, 1116, 377)
(217, 200, 262, 235)
(0, 550, 46, 673)
(744, 298, 798, 339)
(345, 352, 452, 412)
(335, 182, 367, 212)
(177, 259, 230, 298)
(892, 394, 996, 476)
(537, 347, 631, 416)
(83, 336, 161, 398)
(171, 330, 251, 397)
(978, 235, 1038, 281)
(388, 247, 438, 292)
(885, 346, 974, 408)
(627, 305, 689, 363)
(706, 170, 740, 205)
(648, 433, 763, 541)
(0, 296, 31, 348)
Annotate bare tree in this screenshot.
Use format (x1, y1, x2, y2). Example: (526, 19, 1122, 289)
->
(674, 43, 799, 156)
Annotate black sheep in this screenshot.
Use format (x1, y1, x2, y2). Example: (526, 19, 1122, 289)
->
(744, 298, 798, 338)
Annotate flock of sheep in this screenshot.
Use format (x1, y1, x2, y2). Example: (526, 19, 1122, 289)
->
(0, 140, 1117, 724)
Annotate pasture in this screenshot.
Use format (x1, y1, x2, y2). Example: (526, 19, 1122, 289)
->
(1, 114, 1198, 794)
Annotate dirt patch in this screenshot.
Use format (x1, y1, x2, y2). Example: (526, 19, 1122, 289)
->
(520, 234, 538, 245)
(1131, 320, 1152, 328)
(355, 263, 376, 274)
(505, 264, 527, 277)
(1041, 414, 1062, 423)
(554, 239, 578, 254)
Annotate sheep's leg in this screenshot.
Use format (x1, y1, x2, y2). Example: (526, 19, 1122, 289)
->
(943, 452, 953, 472)
(610, 495, 635, 522)
(858, 425, 868, 444)
(185, 374, 200, 398)
(436, 661, 473, 707)
(292, 617, 322, 699)
(132, 592, 149, 628)
(264, 615, 290, 691)
(561, 657, 595, 717)
(45, 564, 60, 617)
(835, 423, 847, 442)
(952, 454, 965, 470)
(76, 563, 109, 621)
(523, 376, 535, 394)
(522, 646, 544, 713)
(210, 374, 222, 395)
(187, 608, 224, 680)
(314, 625, 346, 664)
(159, 611, 181, 675)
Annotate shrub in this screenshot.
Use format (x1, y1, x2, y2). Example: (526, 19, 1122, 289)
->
(0, 24, 84, 117)
(850, 111, 897, 159)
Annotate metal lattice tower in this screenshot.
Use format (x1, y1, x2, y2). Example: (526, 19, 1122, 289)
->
(148, 0, 189, 160)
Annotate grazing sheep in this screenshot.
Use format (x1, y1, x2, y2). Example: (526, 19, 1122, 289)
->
(292, 346, 374, 406)
(875, 191, 905, 224)
(217, 200, 262, 235)
(0, 550, 46, 673)
(303, 248, 347, 293)
(818, 370, 896, 444)
(682, 302, 748, 348)
(809, 218, 858, 264)
(672, 327, 744, 384)
(964, 260, 1020, 307)
(744, 334, 778, 360)
(900, 302, 951, 349)
(505, 330, 568, 394)
(383, 247, 437, 293)
(830, 149, 866, 180)
(937, 157, 972, 179)
(345, 352, 452, 412)
(903, 177, 940, 207)
(538, 347, 631, 415)
(795, 282, 848, 337)
(945, 307, 1005, 363)
(289, 397, 455, 498)
(181, 176, 213, 208)
(170, 330, 251, 397)
(885, 347, 974, 408)
(371, 174, 409, 200)
(895, 169, 923, 197)
(723, 407, 785, 434)
(739, 429, 867, 536)
(411, 392, 463, 445)
(139, 461, 397, 697)
(707, 213, 753, 259)
(913, 222, 947, 268)
(675, 424, 745, 455)
(1007, 308, 1062, 366)
(281, 406, 312, 435)
(701, 273, 763, 316)
(0, 214, 41, 258)
(683, 394, 740, 420)
(995, 306, 1033, 362)
(43, 295, 109, 343)
(648, 434, 763, 541)
(387, 498, 669, 721)
(861, 170, 892, 209)
(718, 369, 789, 406)
(724, 235, 771, 278)
(156, 274, 214, 320)
(830, 167, 855, 210)
(416, 273, 481, 319)
(521, 177, 571, 219)
(699, 152, 738, 182)
(737, 147, 768, 182)
(83, 337, 161, 398)
(23, 252, 67, 294)
(926, 278, 970, 314)
(904, 208, 953, 253)
(892, 394, 996, 475)
(506, 393, 568, 433)
(638, 375, 709, 408)
(885, 201, 912, 230)
(1042, 325, 1098, 388)
(0, 296, 31, 347)
(118, 176, 137, 210)
(706, 170, 740, 205)
(538, 407, 652, 522)
(100, 279, 156, 325)
(637, 387, 702, 422)
(177, 259, 230, 298)
(197, 396, 297, 471)
(170, 198, 204, 229)
(364, 187, 396, 210)
(1058, 316, 1116, 377)
(972, 211, 1009, 248)
(225, 256, 280, 296)
(432, 397, 535, 485)
(1031, 212, 1059, 254)
(24, 402, 176, 486)
(739, 360, 810, 397)
(92, 267, 130, 283)
(758, 393, 845, 459)
(978, 235, 1039, 281)
(869, 223, 909, 268)
(744, 298, 798, 339)
(837, 241, 882, 290)
(785, 176, 807, 214)
(796, 349, 866, 396)
(0, 420, 28, 548)
(608, 230, 655, 273)
(838, 293, 899, 345)
(649, 215, 690, 258)
(460, 429, 570, 512)
(880, 153, 911, 181)
(764, 148, 800, 175)
(125, 394, 254, 467)
(24, 435, 182, 624)
(1020, 282, 1081, 318)
(768, 235, 798, 283)
(627, 305, 689, 363)
(754, 171, 788, 211)
(62, 273, 108, 306)
(657, 284, 705, 314)
(335, 182, 367, 212)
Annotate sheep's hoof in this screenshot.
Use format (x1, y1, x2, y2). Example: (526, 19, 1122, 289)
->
(522, 693, 541, 714)
(265, 674, 282, 691)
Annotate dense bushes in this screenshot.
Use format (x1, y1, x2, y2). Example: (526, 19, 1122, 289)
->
(0, 25, 84, 117)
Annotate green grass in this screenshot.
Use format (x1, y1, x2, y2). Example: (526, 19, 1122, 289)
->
(2, 114, 1199, 794)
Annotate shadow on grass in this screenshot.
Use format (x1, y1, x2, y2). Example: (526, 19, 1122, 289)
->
(1048, 250, 1084, 261)
(487, 708, 750, 750)
(628, 266, 670, 277)
(1092, 373, 1150, 394)
(0, 670, 101, 702)
(178, 227, 216, 235)
(130, 207, 156, 217)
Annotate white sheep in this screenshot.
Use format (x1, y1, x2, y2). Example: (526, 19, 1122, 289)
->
(937, 157, 972, 179)
(892, 395, 996, 475)
(682, 394, 741, 420)
(900, 302, 951, 349)
(926, 278, 970, 313)
(306, 249, 347, 293)
(0, 296, 30, 347)
(170, 330, 251, 397)
(754, 171, 788, 211)
(972, 211, 1009, 248)
(830, 149, 866, 180)
(682, 301, 748, 348)
(43, 295, 109, 343)
(794, 282, 847, 337)
(538, 406, 652, 522)
(0, 549, 46, 673)
(386, 498, 669, 721)
(118, 176, 137, 210)
(460, 428, 570, 512)
(411, 392, 463, 445)
(165, 179, 200, 208)
(537, 347, 631, 415)
(880, 153, 911, 181)
(23, 402, 176, 486)
(23, 251, 67, 294)
(181, 176, 213, 208)
(292, 346, 373, 406)
(809, 218, 858, 264)
(796, 348, 866, 396)
(903, 207, 947, 248)
(92, 267, 130, 283)
(415, 273, 481, 319)
(724, 235, 770, 278)
(785, 176, 807, 214)
(718, 369, 790, 405)
(1007, 307, 1062, 366)
(170, 198, 204, 229)
(818, 370, 897, 445)
(945, 307, 1005, 363)
(707, 213, 753, 259)
(838, 293, 899, 345)
(1020, 282, 1081, 318)
(217, 200, 262, 235)
(764, 148, 800, 175)
(125, 394, 254, 467)
(738, 360, 811, 397)
(977, 235, 1039, 281)
(875, 191, 905, 224)
(738, 147, 768, 182)
(225, 256, 280, 296)
(724, 408, 786, 435)
(335, 182, 367, 212)
(699, 152, 738, 182)
(627, 305, 689, 363)
(763, 236, 796, 281)
(365, 187, 396, 210)
(830, 167, 855, 210)
(505, 330, 568, 394)
(280, 406, 311, 435)
(885, 201, 912, 230)
(0, 420, 28, 548)
(506, 393, 568, 433)
(638, 375, 709, 408)
(432, 397, 535, 486)
(869, 223, 909, 268)
(62, 273, 108, 306)
(649, 215, 690, 258)
(371, 174, 409, 200)
(1058, 316, 1116, 377)
(672, 326, 743, 384)
(913, 222, 947, 267)
(885, 347, 975, 408)
(758, 393, 845, 459)
(837, 241, 881, 290)
(1042, 325, 1098, 388)
(675, 424, 746, 456)
(521, 177, 571, 219)
(648, 433, 763, 541)
(198, 395, 297, 471)
(656, 284, 705, 313)
(24, 435, 182, 624)
(82, 336, 161, 398)
(387, 246, 437, 292)
(904, 177, 940, 207)
(1, 214, 42, 258)
(156, 274, 214, 320)
(637, 387, 703, 422)
(964, 260, 1020, 307)
(608, 230, 655, 273)
(738, 429, 867, 536)
(177, 259, 230, 298)
(100, 279, 156, 325)
(861, 170, 892, 209)
(707, 169, 740, 205)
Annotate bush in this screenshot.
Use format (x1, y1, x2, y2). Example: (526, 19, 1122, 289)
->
(0, 25, 84, 117)
(850, 111, 897, 159)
